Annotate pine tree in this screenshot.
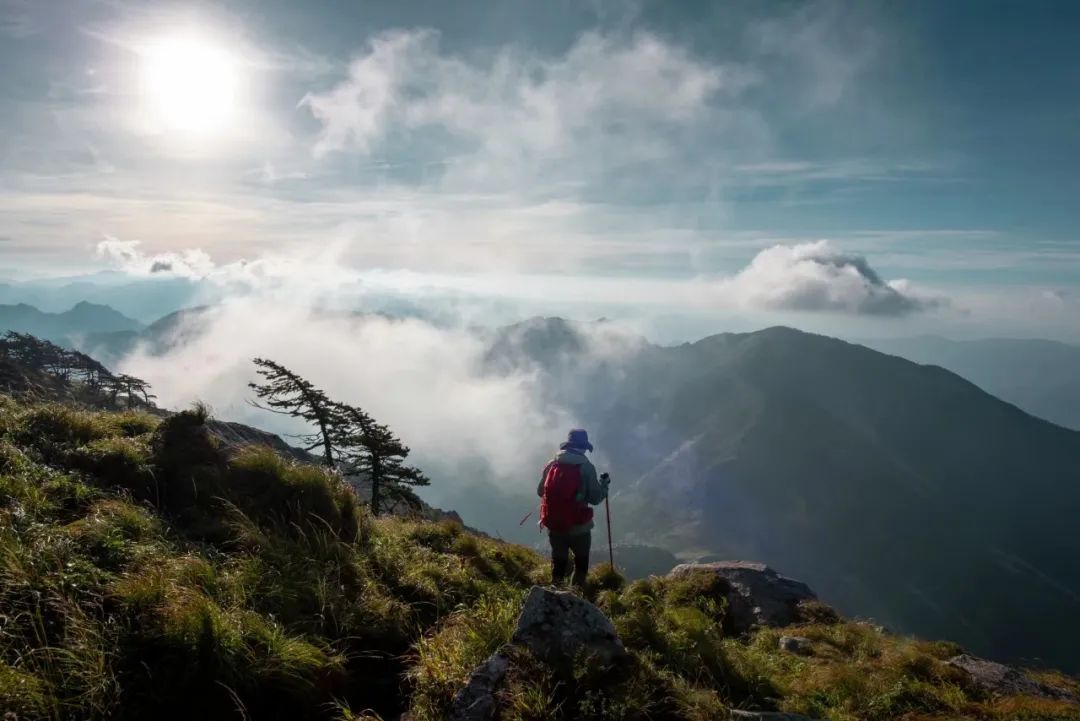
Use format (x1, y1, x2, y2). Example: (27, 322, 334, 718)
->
(249, 358, 339, 467)
(113, 374, 156, 407)
(1, 332, 67, 375)
(332, 402, 430, 516)
(68, 349, 113, 390)
(0, 331, 154, 408)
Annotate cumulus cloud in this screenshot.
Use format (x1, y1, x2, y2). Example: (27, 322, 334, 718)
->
(96, 236, 215, 279)
(93, 235, 371, 298)
(719, 240, 941, 316)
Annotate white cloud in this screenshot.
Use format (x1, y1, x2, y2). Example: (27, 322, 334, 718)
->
(92, 232, 944, 322)
(96, 236, 216, 279)
(118, 297, 575, 492)
(717, 240, 942, 316)
(301, 28, 753, 185)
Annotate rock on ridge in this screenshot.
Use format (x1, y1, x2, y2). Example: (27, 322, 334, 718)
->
(948, 654, 1078, 702)
(669, 561, 816, 633)
(445, 651, 511, 721)
(511, 585, 626, 666)
(445, 586, 627, 721)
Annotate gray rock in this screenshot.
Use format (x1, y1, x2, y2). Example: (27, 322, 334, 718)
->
(446, 650, 512, 721)
(854, 620, 890, 635)
(442, 587, 628, 720)
(948, 654, 1078, 701)
(669, 561, 816, 633)
(778, 635, 812, 654)
(512, 586, 627, 667)
(730, 711, 819, 720)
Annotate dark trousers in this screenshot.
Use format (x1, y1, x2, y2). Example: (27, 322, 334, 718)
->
(549, 532, 591, 587)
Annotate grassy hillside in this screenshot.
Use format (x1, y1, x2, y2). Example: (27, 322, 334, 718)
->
(0, 396, 1077, 720)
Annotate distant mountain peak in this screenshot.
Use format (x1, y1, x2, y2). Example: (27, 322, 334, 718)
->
(1, 300, 142, 341)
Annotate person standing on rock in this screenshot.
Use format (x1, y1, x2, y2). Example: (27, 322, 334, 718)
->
(538, 428, 610, 588)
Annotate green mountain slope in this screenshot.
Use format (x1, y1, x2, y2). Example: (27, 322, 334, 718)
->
(862, 335, 1080, 430)
(80, 306, 213, 366)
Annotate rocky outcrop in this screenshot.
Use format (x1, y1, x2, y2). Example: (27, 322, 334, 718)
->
(445, 587, 626, 721)
(669, 561, 816, 633)
(512, 586, 627, 667)
(948, 654, 1078, 702)
(778, 635, 812, 654)
(446, 651, 512, 721)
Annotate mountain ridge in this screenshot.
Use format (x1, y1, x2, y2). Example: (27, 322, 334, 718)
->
(482, 317, 1080, 671)
(0, 301, 142, 344)
(861, 334, 1080, 430)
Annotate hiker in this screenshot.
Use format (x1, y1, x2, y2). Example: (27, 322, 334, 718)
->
(538, 428, 610, 588)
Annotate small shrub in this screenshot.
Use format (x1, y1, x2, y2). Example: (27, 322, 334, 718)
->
(69, 435, 157, 499)
(17, 404, 114, 448)
(149, 408, 227, 515)
(866, 677, 961, 719)
(587, 562, 626, 597)
(797, 599, 841, 625)
(0, 660, 54, 718)
(451, 531, 481, 557)
(408, 518, 464, 553)
(662, 569, 730, 615)
(227, 446, 354, 539)
(64, 499, 162, 568)
(111, 410, 160, 437)
(0, 439, 27, 474)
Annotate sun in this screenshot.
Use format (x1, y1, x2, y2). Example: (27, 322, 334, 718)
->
(140, 35, 239, 136)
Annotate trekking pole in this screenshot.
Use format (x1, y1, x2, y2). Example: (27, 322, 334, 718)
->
(601, 473, 614, 569)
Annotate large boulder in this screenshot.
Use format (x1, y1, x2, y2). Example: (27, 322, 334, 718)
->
(948, 654, 1078, 702)
(669, 561, 816, 634)
(512, 586, 627, 667)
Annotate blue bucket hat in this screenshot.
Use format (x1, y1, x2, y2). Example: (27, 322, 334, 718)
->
(560, 428, 593, 452)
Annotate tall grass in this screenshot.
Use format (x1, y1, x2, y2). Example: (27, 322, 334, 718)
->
(1, 395, 1077, 721)
(0, 396, 549, 720)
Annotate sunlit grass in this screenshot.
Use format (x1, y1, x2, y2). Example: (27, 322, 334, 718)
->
(0, 393, 1076, 720)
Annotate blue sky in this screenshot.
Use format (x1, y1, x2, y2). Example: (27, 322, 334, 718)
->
(1, 0, 1078, 341)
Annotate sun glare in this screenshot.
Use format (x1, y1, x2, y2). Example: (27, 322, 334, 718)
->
(140, 35, 239, 135)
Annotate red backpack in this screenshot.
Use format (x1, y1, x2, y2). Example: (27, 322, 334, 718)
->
(540, 462, 594, 533)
